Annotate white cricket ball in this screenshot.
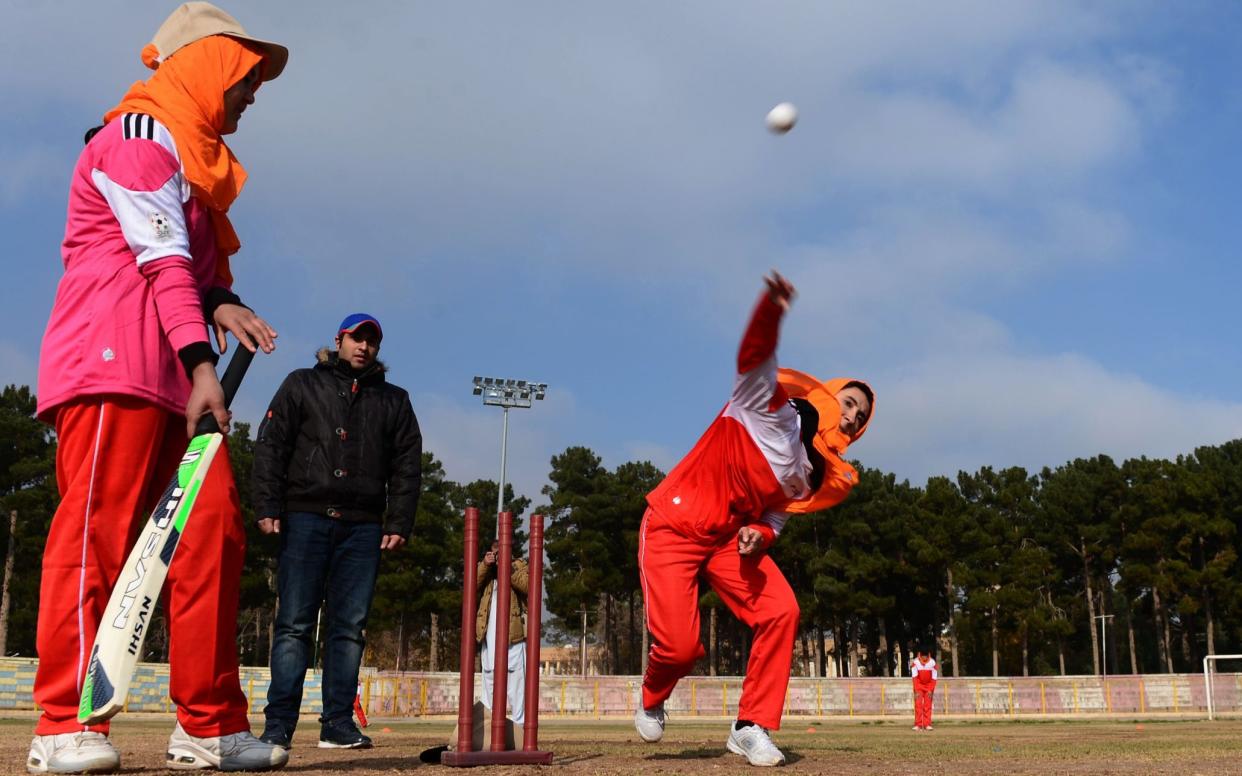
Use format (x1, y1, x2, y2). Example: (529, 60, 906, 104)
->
(765, 102, 798, 134)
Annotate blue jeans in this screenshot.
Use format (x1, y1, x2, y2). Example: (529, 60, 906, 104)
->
(264, 512, 382, 728)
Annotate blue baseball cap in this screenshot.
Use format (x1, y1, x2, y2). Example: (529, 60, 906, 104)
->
(337, 313, 383, 342)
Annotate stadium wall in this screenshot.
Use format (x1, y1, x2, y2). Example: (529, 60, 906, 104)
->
(1, 658, 1239, 718)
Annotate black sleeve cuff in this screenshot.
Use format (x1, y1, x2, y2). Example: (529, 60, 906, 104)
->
(203, 286, 245, 320)
(178, 341, 219, 378)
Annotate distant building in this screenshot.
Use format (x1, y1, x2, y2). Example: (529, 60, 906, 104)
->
(539, 643, 607, 675)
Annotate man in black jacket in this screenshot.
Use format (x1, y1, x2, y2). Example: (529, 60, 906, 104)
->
(252, 313, 421, 750)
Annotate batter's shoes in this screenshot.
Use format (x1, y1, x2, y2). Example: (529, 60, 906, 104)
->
(166, 723, 289, 771)
(26, 733, 119, 774)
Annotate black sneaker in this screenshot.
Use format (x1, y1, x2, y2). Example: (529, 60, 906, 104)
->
(319, 718, 372, 749)
(259, 720, 294, 750)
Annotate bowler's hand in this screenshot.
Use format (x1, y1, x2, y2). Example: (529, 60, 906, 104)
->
(737, 526, 764, 556)
(257, 517, 281, 535)
(213, 303, 277, 355)
(763, 270, 796, 311)
(381, 534, 406, 551)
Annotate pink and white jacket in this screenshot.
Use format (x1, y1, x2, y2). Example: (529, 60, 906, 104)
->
(38, 114, 232, 420)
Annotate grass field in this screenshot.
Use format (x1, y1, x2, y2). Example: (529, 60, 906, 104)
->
(4, 716, 1242, 775)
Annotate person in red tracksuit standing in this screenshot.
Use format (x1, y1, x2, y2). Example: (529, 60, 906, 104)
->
(912, 648, 939, 731)
(635, 271, 875, 767)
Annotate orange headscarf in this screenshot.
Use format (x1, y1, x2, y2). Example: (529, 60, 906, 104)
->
(778, 368, 875, 514)
(104, 35, 266, 286)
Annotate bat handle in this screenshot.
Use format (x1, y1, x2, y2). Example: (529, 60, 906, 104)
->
(193, 346, 256, 436)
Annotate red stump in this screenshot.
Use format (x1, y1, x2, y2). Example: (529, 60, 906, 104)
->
(442, 509, 553, 767)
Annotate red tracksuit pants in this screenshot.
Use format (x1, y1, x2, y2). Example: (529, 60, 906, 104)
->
(33, 396, 250, 737)
(914, 687, 935, 728)
(638, 508, 799, 730)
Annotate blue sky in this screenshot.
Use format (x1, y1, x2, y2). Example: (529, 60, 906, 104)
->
(3, 2, 1242, 507)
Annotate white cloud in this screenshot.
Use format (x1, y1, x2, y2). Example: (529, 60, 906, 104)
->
(865, 351, 1242, 482)
(3, 1, 1226, 499)
(760, 198, 1131, 372)
(620, 442, 678, 475)
(1000, 61, 1141, 171)
(413, 388, 582, 507)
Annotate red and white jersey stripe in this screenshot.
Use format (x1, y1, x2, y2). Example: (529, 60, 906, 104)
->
(646, 294, 810, 542)
(912, 657, 939, 690)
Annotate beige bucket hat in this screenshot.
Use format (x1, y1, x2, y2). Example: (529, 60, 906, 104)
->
(148, 2, 288, 81)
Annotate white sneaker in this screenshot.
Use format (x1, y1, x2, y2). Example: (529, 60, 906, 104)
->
(726, 722, 786, 767)
(634, 704, 666, 743)
(27, 732, 120, 774)
(166, 724, 289, 771)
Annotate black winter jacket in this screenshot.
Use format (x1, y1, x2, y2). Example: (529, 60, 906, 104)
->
(251, 349, 422, 537)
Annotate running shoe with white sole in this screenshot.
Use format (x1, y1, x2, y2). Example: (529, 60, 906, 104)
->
(634, 704, 667, 743)
(726, 722, 786, 767)
(165, 723, 288, 771)
(26, 732, 119, 774)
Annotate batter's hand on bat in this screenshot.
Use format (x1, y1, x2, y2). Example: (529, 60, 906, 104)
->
(737, 525, 764, 556)
(186, 361, 230, 438)
(764, 271, 796, 311)
(213, 303, 277, 355)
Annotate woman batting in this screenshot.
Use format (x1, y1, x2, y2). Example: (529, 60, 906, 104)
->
(30, 4, 288, 772)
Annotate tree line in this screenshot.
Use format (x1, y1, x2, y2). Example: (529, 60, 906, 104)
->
(3, 384, 1241, 678)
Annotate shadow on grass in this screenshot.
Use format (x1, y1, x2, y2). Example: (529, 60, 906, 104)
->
(647, 748, 805, 764)
(286, 752, 604, 770)
(284, 756, 426, 771)
(552, 753, 603, 765)
(647, 747, 727, 760)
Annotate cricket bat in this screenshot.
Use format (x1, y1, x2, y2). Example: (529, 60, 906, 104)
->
(78, 346, 255, 725)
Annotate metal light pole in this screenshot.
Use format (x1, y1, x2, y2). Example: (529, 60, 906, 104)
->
(1094, 613, 1115, 675)
(497, 406, 509, 519)
(471, 377, 547, 529)
(579, 607, 589, 677)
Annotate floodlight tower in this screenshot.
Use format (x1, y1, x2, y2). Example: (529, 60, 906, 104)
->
(471, 376, 548, 522)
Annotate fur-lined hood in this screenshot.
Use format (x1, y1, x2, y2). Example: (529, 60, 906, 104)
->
(315, 347, 388, 373)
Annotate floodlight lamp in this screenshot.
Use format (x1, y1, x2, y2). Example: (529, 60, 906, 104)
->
(472, 386, 482, 396)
